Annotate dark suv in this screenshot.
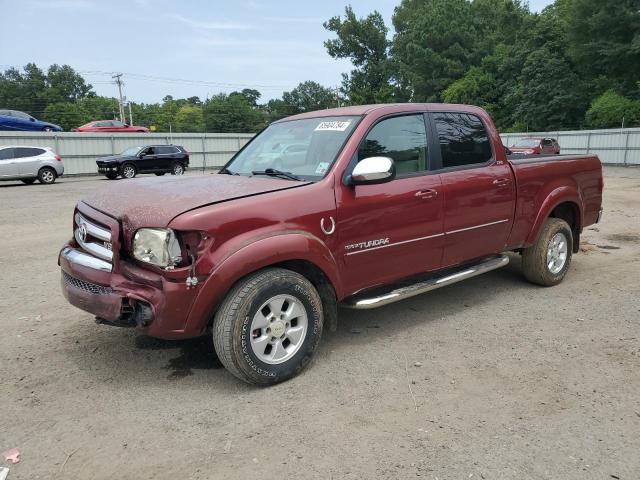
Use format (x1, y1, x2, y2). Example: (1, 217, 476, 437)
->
(96, 144, 189, 179)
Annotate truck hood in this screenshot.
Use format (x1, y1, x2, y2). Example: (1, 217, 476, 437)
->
(82, 174, 309, 235)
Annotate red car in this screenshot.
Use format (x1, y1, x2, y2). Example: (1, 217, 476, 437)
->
(60, 103, 603, 385)
(510, 137, 560, 155)
(72, 120, 149, 133)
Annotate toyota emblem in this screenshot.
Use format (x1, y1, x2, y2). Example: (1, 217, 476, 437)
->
(78, 223, 87, 243)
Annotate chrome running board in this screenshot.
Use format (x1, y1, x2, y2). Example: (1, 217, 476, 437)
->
(342, 255, 509, 310)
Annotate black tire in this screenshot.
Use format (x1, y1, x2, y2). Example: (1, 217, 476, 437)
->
(105, 172, 118, 180)
(213, 268, 323, 385)
(522, 218, 573, 286)
(171, 162, 185, 175)
(120, 163, 137, 179)
(37, 167, 56, 184)
(21, 178, 37, 185)
(154, 172, 166, 176)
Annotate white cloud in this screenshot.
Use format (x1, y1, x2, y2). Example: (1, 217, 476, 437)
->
(262, 16, 324, 24)
(167, 13, 253, 31)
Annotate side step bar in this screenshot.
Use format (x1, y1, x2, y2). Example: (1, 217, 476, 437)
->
(342, 255, 509, 310)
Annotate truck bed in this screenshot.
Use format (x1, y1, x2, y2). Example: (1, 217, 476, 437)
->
(505, 153, 603, 249)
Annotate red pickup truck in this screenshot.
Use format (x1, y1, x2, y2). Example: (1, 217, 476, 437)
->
(59, 104, 603, 385)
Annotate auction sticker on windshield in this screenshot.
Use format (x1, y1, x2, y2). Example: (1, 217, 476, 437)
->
(315, 121, 351, 131)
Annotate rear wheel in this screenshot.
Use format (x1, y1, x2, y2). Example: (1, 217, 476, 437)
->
(38, 167, 56, 184)
(21, 178, 37, 185)
(171, 162, 184, 175)
(522, 218, 573, 286)
(213, 268, 323, 385)
(105, 172, 118, 180)
(121, 163, 137, 179)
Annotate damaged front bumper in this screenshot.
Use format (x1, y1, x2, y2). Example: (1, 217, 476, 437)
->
(59, 245, 203, 339)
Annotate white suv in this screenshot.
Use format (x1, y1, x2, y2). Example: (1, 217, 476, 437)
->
(0, 146, 64, 184)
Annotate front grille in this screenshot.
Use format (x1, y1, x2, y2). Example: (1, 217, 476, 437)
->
(63, 271, 112, 295)
(74, 212, 114, 269)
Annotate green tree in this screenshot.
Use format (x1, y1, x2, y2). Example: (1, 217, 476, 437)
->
(567, 0, 640, 93)
(442, 66, 499, 114)
(45, 64, 93, 104)
(282, 81, 337, 113)
(392, 0, 477, 101)
(174, 104, 205, 132)
(203, 93, 266, 133)
(509, 47, 590, 131)
(324, 6, 398, 104)
(586, 90, 640, 128)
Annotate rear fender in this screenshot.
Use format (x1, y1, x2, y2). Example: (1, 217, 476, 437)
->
(183, 232, 341, 336)
(525, 186, 582, 246)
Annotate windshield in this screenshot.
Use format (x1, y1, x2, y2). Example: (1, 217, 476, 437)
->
(121, 146, 142, 156)
(223, 116, 360, 181)
(513, 138, 540, 148)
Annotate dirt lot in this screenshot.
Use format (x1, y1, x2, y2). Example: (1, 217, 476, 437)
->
(1, 167, 639, 480)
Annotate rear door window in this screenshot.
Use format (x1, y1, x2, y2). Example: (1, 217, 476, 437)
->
(358, 114, 428, 176)
(155, 146, 175, 155)
(432, 112, 493, 169)
(14, 147, 44, 158)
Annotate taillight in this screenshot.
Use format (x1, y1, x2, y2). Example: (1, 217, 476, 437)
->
(55, 155, 62, 161)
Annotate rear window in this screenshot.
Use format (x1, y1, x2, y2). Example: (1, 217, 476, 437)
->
(432, 112, 493, 169)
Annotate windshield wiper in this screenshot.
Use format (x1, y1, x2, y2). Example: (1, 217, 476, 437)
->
(219, 167, 240, 175)
(251, 168, 301, 181)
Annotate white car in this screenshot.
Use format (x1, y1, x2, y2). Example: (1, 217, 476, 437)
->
(0, 145, 64, 184)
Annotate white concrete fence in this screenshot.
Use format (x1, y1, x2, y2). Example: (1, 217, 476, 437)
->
(500, 127, 640, 166)
(0, 126, 638, 176)
(0, 132, 254, 175)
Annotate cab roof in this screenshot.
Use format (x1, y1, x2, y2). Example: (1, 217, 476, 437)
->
(274, 103, 488, 123)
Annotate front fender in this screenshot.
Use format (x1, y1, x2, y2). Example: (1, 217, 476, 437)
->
(182, 231, 341, 336)
(525, 186, 582, 245)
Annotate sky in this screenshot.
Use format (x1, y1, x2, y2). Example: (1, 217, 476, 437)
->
(0, 0, 554, 104)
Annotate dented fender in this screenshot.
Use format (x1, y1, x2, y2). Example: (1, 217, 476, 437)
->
(182, 231, 342, 336)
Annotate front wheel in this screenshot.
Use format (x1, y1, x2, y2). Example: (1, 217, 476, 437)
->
(522, 218, 573, 286)
(213, 268, 323, 385)
(38, 167, 56, 184)
(120, 163, 137, 179)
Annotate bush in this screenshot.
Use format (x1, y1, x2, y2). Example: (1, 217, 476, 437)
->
(586, 90, 640, 128)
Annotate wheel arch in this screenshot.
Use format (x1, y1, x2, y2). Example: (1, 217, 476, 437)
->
(526, 187, 583, 253)
(183, 232, 342, 336)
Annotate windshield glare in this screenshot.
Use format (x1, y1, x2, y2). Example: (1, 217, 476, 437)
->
(224, 116, 360, 180)
(121, 146, 142, 156)
(513, 138, 540, 148)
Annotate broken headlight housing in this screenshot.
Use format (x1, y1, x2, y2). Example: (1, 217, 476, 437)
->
(132, 228, 182, 268)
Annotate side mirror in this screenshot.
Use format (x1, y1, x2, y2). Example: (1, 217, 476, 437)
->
(505, 147, 512, 155)
(29, 117, 36, 122)
(350, 156, 395, 185)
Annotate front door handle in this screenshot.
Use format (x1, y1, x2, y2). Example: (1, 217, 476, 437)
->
(415, 188, 438, 199)
(493, 178, 511, 188)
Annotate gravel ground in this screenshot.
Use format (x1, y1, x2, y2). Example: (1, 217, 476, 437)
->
(1, 167, 639, 480)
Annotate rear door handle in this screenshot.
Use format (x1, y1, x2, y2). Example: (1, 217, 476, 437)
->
(493, 178, 511, 187)
(415, 188, 438, 199)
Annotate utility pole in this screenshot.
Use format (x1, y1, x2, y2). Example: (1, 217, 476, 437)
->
(112, 73, 125, 123)
(127, 102, 133, 126)
(335, 86, 341, 108)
